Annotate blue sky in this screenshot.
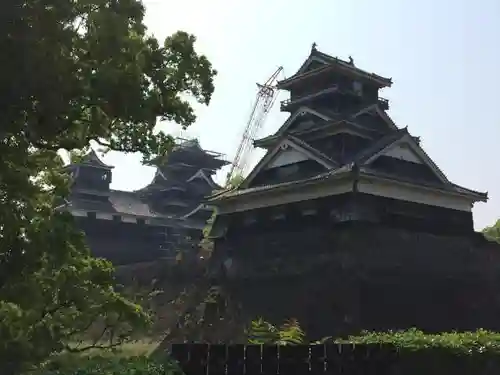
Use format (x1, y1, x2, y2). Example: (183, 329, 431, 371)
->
(101, 0, 500, 230)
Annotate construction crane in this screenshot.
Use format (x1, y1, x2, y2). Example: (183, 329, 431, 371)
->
(226, 66, 284, 185)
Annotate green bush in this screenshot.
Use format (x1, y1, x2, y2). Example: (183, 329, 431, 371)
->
(34, 356, 182, 375)
(246, 318, 305, 345)
(343, 328, 500, 353)
(337, 329, 500, 374)
(33, 327, 500, 374)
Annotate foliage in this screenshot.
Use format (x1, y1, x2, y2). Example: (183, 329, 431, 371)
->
(35, 355, 182, 375)
(199, 173, 244, 257)
(344, 328, 500, 353)
(247, 318, 305, 345)
(482, 219, 500, 244)
(246, 319, 500, 354)
(226, 174, 244, 189)
(0, 0, 216, 372)
(199, 211, 216, 258)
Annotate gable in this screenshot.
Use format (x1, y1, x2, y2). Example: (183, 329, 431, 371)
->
(368, 156, 444, 185)
(308, 133, 372, 163)
(273, 107, 332, 137)
(241, 138, 336, 189)
(249, 159, 327, 188)
(364, 137, 449, 185)
(296, 56, 329, 75)
(186, 169, 218, 188)
(351, 105, 397, 131)
(266, 148, 309, 169)
(382, 143, 422, 164)
(287, 112, 329, 133)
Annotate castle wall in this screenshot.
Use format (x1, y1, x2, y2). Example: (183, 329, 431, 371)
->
(75, 217, 171, 265)
(213, 223, 500, 340)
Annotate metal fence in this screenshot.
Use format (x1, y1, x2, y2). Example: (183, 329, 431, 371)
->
(170, 344, 398, 375)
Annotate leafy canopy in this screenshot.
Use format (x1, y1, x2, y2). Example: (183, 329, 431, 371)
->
(0, 0, 216, 372)
(482, 219, 500, 244)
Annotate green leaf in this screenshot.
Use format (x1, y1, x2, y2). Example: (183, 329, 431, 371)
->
(0, 0, 216, 371)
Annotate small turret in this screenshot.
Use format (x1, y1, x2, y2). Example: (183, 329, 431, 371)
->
(66, 149, 113, 194)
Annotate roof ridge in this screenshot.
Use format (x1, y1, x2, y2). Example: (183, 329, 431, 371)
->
(311, 49, 392, 83)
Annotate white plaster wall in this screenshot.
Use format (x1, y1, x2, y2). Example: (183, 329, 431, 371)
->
(382, 144, 422, 164)
(266, 149, 308, 169)
(359, 180, 473, 212)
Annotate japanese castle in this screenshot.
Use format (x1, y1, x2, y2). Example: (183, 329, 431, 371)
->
(209, 46, 487, 242)
(64, 138, 228, 265)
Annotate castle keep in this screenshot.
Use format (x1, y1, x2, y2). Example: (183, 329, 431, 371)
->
(206, 47, 499, 338)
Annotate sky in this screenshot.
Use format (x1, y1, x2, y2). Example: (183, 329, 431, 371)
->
(101, 0, 500, 230)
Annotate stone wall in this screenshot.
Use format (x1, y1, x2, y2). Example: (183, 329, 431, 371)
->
(212, 222, 500, 340)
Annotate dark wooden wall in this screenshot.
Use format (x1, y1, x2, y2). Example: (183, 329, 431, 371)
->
(212, 222, 500, 340)
(75, 217, 170, 265)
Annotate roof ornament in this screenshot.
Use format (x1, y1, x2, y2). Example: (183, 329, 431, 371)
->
(348, 56, 355, 65)
(311, 42, 317, 52)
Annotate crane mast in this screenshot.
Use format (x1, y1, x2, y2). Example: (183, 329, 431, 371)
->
(226, 66, 283, 185)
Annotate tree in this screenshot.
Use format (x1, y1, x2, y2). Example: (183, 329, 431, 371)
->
(226, 174, 245, 189)
(0, 0, 216, 373)
(483, 219, 500, 244)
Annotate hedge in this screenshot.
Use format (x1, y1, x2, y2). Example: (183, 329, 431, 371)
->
(34, 356, 182, 375)
(341, 328, 500, 353)
(35, 329, 500, 375)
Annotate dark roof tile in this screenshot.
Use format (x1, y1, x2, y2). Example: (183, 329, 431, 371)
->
(208, 165, 354, 200)
(108, 191, 158, 217)
(81, 149, 113, 169)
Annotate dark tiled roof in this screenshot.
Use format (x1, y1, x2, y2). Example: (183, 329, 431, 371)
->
(80, 150, 113, 169)
(312, 49, 392, 85)
(209, 162, 487, 202)
(209, 123, 488, 202)
(255, 108, 387, 149)
(70, 177, 218, 220)
(69, 190, 158, 217)
(69, 196, 116, 212)
(352, 128, 409, 163)
(451, 183, 488, 199)
(254, 107, 336, 146)
(287, 135, 338, 167)
(360, 167, 487, 199)
(108, 190, 158, 217)
(147, 139, 229, 170)
(352, 127, 453, 186)
(279, 48, 392, 88)
(210, 130, 408, 202)
(207, 165, 354, 201)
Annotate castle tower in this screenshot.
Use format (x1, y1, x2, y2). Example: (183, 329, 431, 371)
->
(204, 48, 494, 338)
(64, 140, 228, 265)
(209, 48, 487, 237)
(140, 138, 229, 235)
